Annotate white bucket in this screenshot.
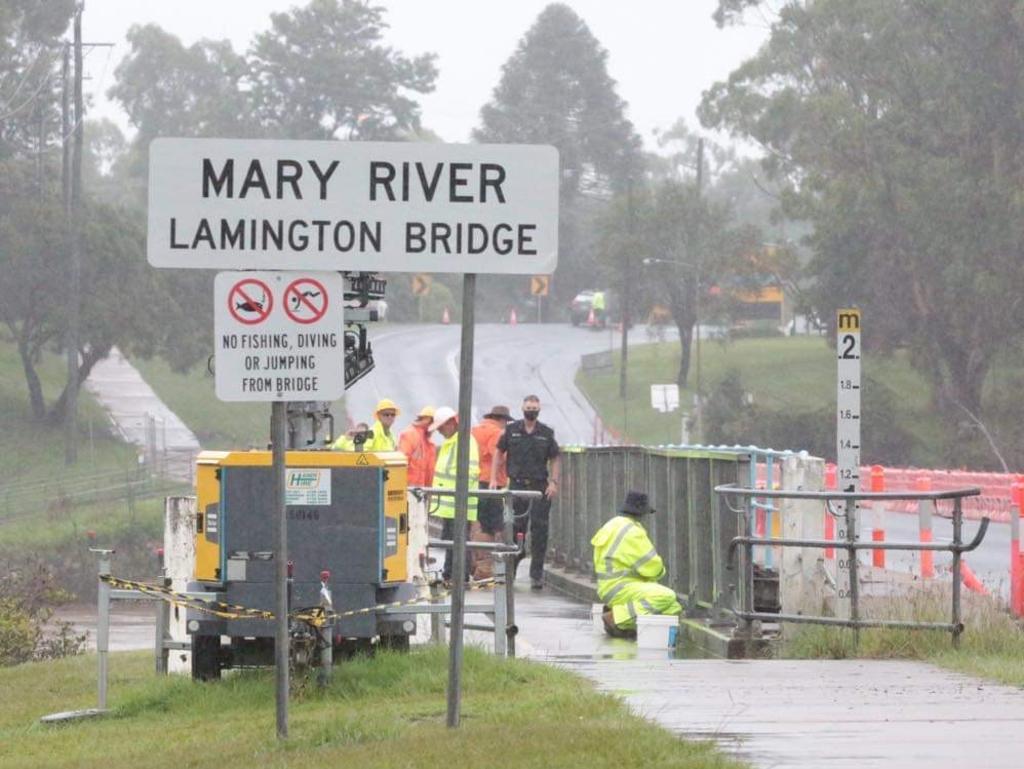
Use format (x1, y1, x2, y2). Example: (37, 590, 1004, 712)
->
(636, 614, 679, 649)
(591, 603, 605, 632)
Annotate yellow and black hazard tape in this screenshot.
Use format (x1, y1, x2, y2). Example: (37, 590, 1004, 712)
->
(100, 574, 498, 625)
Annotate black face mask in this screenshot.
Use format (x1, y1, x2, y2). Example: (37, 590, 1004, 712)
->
(523, 409, 540, 421)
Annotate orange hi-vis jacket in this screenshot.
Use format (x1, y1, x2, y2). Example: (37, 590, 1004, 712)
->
(398, 423, 436, 487)
(472, 417, 507, 487)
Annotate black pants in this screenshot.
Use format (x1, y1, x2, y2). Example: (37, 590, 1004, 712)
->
(476, 481, 504, 536)
(440, 518, 470, 582)
(511, 478, 552, 581)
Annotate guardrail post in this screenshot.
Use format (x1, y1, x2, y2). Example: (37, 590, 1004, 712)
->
(951, 496, 963, 648)
(493, 556, 507, 657)
(154, 548, 169, 676)
(91, 548, 113, 710)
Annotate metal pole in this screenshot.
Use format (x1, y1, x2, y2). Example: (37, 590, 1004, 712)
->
(846, 499, 860, 649)
(493, 556, 507, 656)
(64, 6, 83, 466)
(952, 497, 963, 649)
(505, 553, 517, 658)
(693, 138, 704, 442)
(318, 576, 333, 687)
(619, 179, 633, 400)
(272, 401, 289, 739)
(94, 549, 111, 710)
(155, 553, 169, 675)
(447, 273, 476, 728)
(430, 579, 445, 645)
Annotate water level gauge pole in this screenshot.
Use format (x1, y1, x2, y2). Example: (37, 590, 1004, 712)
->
(835, 308, 862, 627)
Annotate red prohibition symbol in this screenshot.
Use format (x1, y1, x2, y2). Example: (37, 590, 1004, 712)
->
(284, 277, 329, 324)
(228, 278, 273, 325)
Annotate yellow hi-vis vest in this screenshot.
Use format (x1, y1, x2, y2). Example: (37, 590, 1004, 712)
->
(591, 515, 665, 604)
(592, 291, 606, 310)
(330, 419, 395, 452)
(431, 432, 479, 521)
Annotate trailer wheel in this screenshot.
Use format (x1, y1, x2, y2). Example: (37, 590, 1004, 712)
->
(191, 634, 222, 681)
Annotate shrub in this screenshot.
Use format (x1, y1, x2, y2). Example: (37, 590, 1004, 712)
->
(0, 557, 88, 666)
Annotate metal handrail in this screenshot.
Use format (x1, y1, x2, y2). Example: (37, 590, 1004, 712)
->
(714, 484, 987, 648)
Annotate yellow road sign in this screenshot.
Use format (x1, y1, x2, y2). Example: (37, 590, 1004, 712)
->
(531, 275, 550, 296)
(411, 274, 432, 296)
(837, 308, 861, 332)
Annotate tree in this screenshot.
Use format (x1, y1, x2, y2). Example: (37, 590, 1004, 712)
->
(0, 0, 73, 160)
(248, 0, 437, 140)
(701, 0, 1024, 416)
(0, 154, 178, 422)
(596, 175, 761, 389)
(474, 3, 641, 310)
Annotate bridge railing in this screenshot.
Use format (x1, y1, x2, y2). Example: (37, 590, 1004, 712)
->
(715, 484, 986, 648)
(550, 444, 814, 614)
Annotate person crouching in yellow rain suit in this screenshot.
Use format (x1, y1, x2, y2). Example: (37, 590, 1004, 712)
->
(591, 490, 682, 638)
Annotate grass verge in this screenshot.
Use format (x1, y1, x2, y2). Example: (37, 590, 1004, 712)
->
(576, 335, 938, 456)
(783, 589, 1024, 687)
(0, 646, 743, 769)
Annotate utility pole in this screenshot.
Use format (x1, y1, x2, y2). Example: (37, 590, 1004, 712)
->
(63, 4, 84, 465)
(619, 174, 633, 401)
(693, 138, 705, 443)
(61, 6, 113, 463)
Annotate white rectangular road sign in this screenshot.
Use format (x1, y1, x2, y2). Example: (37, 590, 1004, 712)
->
(214, 271, 345, 402)
(148, 138, 559, 274)
(650, 384, 680, 413)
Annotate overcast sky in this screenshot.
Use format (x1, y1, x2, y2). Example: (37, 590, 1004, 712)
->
(80, 0, 769, 151)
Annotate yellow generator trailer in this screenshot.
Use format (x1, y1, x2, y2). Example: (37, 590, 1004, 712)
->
(187, 449, 416, 679)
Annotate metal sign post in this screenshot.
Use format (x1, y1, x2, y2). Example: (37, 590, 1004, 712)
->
(271, 401, 289, 738)
(836, 308, 862, 621)
(447, 273, 476, 728)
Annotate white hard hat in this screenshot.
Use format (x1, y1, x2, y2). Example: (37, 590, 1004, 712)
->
(429, 406, 458, 432)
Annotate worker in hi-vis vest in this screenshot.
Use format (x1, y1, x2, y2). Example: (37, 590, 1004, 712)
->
(333, 398, 400, 452)
(430, 406, 480, 583)
(591, 490, 682, 638)
(591, 290, 606, 326)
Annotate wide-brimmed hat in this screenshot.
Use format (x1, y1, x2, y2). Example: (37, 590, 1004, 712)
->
(621, 490, 654, 516)
(484, 405, 511, 420)
(429, 406, 458, 432)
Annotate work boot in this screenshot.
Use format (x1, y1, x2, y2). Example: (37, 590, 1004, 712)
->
(530, 578, 543, 591)
(602, 610, 637, 639)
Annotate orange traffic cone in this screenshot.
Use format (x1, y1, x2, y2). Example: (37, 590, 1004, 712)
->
(586, 307, 596, 326)
(509, 308, 517, 325)
(442, 307, 450, 324)
(960, 560, 988, 595)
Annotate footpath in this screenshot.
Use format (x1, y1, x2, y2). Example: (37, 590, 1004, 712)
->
(84, 348, 201, 483)
(514, 570, 1024, 769)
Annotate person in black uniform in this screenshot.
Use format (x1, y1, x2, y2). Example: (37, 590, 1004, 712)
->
(491, 394, 561, 590)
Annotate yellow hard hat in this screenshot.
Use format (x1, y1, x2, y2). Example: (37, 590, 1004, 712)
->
(417, 405, 435, 419)
(375, 398, 400, 416)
